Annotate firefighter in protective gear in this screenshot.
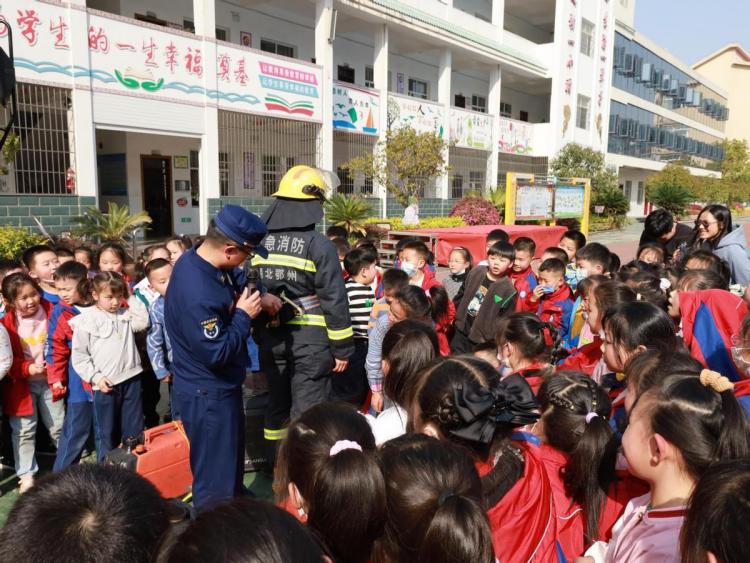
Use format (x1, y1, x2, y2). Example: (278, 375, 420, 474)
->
(252, 165, 354, 455)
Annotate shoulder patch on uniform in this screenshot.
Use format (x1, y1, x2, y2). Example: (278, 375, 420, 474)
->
(520, 291, 527, 299)
(200, 317, 220, 339)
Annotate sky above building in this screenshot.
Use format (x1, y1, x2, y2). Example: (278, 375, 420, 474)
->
(634, 0, 750, 65)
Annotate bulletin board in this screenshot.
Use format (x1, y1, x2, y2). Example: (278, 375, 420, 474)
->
(504, 173, 592, 235)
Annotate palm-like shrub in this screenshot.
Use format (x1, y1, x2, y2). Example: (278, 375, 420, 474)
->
(324, 194, 373, 235)
(647, 184, 693, 218)
(72, 202, 152, 243)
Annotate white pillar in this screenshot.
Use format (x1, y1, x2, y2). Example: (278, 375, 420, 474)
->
(487, 65, 502, 193)
(492, 0, 504, 39)
(67, 0, 97, 201)
(437, 48, 452, 200)
(373, 24, 389, 218)
(194, 0, 219, 232)
(315, 0, 334, 172)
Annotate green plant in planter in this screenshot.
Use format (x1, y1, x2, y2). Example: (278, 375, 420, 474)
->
(324, 194, 372, 236)
(72, 202, 152, 244)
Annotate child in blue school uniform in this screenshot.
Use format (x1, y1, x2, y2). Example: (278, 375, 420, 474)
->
(47, 261, 94, 471)
(145, 258, 178, 421)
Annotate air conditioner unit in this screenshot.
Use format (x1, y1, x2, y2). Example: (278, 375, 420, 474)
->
(652, 69, 663, 88)
(658, 73, 671, 93)
(638, 62, 653, 84)
(613, 46, 625, 69)
(623, 54, 635, 76)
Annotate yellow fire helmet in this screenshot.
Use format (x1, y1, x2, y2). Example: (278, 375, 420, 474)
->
(271, 165, 340, 201)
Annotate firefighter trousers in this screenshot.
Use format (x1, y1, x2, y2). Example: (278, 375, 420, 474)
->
(260, 331, 334, 456)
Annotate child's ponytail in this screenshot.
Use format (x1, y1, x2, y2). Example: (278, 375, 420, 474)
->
(428, 285, 450, 325)
(376, 434, 494, 563)
(275, 403, 385, 563)
(538, 372, 618, 542)
(647, 371, 750, 481)
(311, 441, 386, 563)
(419, 492, 493, 563)
(699, 370, 750, 462)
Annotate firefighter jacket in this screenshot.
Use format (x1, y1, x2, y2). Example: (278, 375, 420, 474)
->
(252, 228, 354, 359)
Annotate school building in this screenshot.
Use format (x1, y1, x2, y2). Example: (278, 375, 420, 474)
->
(609, 0, 728, 217)
(0, 0, 627, 236)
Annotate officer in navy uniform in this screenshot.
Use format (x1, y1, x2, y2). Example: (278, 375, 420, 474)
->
(165, 205, 279, 512)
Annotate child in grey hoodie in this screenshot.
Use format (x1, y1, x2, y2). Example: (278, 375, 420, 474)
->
(70, 272, 149, 460)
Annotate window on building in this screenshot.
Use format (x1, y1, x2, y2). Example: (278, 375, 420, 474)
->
(219, 152, 230, 197)
(262, 155, 279, 196)
(623, 180, 632, 201)
(576, 95, 591, 129)
(451, 175, 464, 199)
(362, 176, 373, 195)
(182, 19, 227, 39)
(337, 65, 355, 84)
(12, 84, 71, 195)
(580, 19, 595, 57)
(637, 181, 645, 205)
(337, 166, 354, 194)
(500, 102, 512, 118)
(519, 111, 529, 122)
(469, 171, 484, 191)
(215, 27, 229, 42)
(454, 94, 466, 108)
(365, 66, 374, 88)
(471, 95, 487, 113)
(189, 150, 200, 206)
(260, 39, 296, 59)
(408, 78, 428, 99)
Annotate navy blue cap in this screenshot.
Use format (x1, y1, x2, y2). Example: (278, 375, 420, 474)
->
(214, 204, 269, 258)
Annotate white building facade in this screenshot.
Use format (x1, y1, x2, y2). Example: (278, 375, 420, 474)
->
(609, 0, 728, 217)
(1, 0, 617, 235)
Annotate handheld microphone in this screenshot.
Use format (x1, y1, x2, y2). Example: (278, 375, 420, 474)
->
(245, 264, 261, 295)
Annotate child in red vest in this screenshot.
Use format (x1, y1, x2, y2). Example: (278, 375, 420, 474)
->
(1, 273, 63, 493)
(524, 258, 573, 342)
(509, 237, 538, 308)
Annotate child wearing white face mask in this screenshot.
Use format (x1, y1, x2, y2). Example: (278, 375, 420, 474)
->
(444, 247, 472, 305)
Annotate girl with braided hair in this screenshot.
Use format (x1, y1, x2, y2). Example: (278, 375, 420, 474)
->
(495, 312, 566, 394)
(578, 370, 750, 563)
(536, 372, 618, 560)
(413, 356, 563, 563)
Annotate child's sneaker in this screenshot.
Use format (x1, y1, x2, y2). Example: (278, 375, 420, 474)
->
(18, 475, 34, 494)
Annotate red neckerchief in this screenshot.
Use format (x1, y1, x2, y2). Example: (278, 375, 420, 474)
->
(514, 363, 550, 379)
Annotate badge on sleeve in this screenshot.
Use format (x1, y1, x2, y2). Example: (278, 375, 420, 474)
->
(200, 317, 220, 339)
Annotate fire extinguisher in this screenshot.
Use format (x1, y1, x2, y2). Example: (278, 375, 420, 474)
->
(66, 167, 75, 193)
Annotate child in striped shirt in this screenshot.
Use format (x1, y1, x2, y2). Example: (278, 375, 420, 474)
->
(331, 247, 378, 407)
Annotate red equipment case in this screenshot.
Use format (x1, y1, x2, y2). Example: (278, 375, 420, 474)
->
(104, 421, 192, 499)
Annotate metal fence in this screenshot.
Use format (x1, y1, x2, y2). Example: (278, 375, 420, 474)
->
(449, 147, 490, 198)
(497, 153, 549, 187)
(1, 83, 73, 195)
(333, 131, 376, 195)
(218, 111, 321, 197)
